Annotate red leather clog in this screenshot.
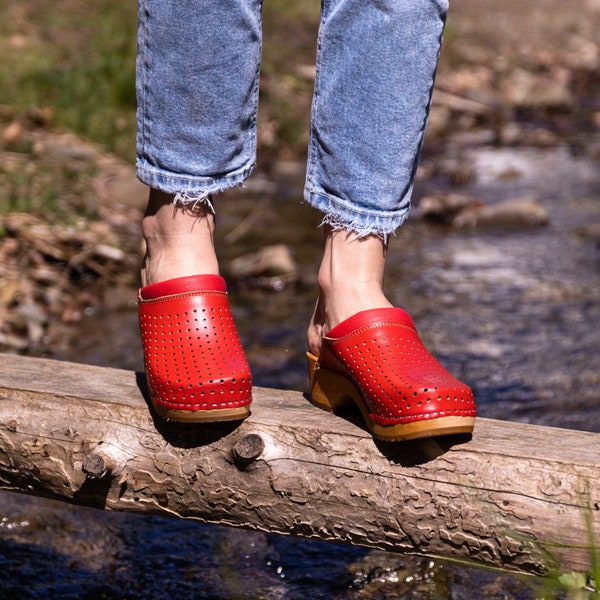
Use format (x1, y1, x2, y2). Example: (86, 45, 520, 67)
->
(139, 274, 252, 422)
(308, 308, 475, 441)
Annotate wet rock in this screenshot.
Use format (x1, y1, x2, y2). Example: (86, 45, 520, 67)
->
(417, 193, 485, 224)
(230, 244, 297, 278)
(228, 244, 299, 290)
(17, 300, 47, 345)
(452, 196, 549, 229)
(502, 67, 573, 110)
(0, 291, 44, 351)
(2, 121, 23, 145)
(576, 222, 600, 246)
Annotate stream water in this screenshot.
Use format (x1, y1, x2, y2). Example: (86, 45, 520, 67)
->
(1, 142, 599, 598)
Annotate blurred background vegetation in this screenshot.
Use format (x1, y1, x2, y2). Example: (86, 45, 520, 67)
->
(1, 0, 139, 159)
(0, 0, 319, 210)
(0, 0, 325, 220)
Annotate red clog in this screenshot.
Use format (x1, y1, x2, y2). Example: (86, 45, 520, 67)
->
(307, 308, 476, 441)
(138, 274, 252, 422)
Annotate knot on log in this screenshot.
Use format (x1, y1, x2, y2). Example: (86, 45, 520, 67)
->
(232, 434, 265, 469)
(81, 452, 114, 479)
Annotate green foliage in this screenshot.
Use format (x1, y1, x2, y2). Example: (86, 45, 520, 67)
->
(556, 484, 599, 598)
(1, 0, 323, 166)
(1, 0, 138, 160)
(558, 571, 597, 595)
(531, 482, 600, 599)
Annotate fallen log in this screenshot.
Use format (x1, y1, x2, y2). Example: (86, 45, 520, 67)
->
(0, 353, 598, 576)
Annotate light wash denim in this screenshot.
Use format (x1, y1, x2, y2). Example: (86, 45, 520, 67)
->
(136, 0, 448, 238)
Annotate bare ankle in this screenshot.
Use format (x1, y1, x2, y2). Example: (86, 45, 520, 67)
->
(141, 189, 219, 285)
(319, 229, 390, 319)
(307, 227, 393, 354)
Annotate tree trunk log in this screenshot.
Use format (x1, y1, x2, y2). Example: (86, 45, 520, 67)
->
(0, 354, 598, 576)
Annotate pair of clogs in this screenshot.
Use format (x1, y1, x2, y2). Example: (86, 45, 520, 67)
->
(139, 275, 476, 441)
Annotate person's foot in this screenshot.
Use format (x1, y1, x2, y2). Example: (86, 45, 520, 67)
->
(138, 189, 252, 423)
(139, 274, 252, 422)
(306, 226, 476, 441)
(307, 306, 476, 441)
(141, 188, 219, 286)
(307, 227, 392, 356)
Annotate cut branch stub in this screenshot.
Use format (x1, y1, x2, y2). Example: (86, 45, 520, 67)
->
(81, 452, 114, 479)
(232, 433, 265, 469)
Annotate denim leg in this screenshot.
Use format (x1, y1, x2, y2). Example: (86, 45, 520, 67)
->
(305, 0, 448, 238)
(136, 0, 263, 199)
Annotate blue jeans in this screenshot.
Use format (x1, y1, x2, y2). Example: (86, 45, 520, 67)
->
(136, 0, 448, 238)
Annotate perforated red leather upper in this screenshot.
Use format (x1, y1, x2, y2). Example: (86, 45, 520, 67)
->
(139, 276, 252, 412)
(320, 308, 476, 425)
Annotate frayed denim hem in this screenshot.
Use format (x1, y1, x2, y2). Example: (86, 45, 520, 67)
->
(173, 192, 215, 214)
(136, 159, 255, 208)
(305, 189, 411, 243)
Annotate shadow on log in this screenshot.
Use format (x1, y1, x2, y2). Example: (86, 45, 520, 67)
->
(0, 354, 598, 576)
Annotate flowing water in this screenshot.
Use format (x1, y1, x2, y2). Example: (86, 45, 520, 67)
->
(1, 143, 599, 598)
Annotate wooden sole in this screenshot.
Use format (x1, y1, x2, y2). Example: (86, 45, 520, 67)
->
(152, 401, 251, 423)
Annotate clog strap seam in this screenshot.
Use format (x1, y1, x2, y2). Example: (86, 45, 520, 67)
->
(138, 290, 227, 304)
(324, 320, 417, 344)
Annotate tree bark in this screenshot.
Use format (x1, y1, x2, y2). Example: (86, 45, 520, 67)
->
(0, 353, 598, 576)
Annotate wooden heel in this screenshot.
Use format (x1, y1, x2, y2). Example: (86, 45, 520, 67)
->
(306, 352, 358, 413)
